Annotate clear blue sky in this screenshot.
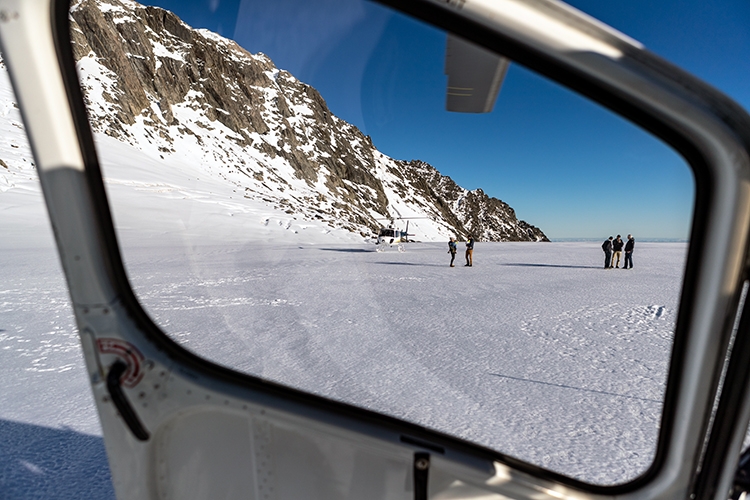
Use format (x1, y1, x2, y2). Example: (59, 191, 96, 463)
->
(140, 0, 749, 240)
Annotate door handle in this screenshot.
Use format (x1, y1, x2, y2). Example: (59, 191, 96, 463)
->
(107, 360, 150, 441)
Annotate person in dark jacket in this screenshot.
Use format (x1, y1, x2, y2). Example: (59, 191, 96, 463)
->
(623, 234, 635, 269)
(465, 235, 475, 267)
(612, 234, 624, 268)
(448, 237, 457, 267)
(602, 236, 613, 269)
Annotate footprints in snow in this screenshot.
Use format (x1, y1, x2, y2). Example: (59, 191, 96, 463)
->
(261, 216, 322, 234)
(521, 304, 672, 341)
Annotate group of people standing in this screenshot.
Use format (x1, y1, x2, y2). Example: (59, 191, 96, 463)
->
(448, 235, 475, 267)
(602, 234, 635, 269)
(443, 234, 635, 269)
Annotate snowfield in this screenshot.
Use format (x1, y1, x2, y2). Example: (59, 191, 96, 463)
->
(122, 240, 685, 486)
(0, 228, 687, 497)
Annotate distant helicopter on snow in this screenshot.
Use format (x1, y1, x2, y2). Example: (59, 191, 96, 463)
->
(374, 217, 426, 252)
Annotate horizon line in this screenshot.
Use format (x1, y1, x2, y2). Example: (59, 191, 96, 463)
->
(549, 237, 689, 243)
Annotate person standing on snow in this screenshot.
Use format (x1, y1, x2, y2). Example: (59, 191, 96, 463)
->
(602, 236, 613, 269)
(612, 235, 624, 268)
(448, 237, 457, 267)
(465, 234, 475, 267)
(624, 234, 635, 269)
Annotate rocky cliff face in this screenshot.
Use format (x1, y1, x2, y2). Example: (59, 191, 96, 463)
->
(68, 0, 548, 242)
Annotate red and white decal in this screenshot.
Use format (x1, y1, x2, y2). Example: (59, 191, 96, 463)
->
(97, 338, 146, 388)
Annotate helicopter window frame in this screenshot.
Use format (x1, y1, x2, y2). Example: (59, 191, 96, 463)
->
(41, 0, 750, 495)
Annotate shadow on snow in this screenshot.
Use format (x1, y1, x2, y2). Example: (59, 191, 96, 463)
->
(318, 248, 375, 253)
(374, 262, 447, 267)
(488, 373, 661, 403)
(0, 419, 114, 499)
(503, 263, 602, 270)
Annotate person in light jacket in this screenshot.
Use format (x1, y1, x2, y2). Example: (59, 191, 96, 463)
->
(611, 235, 624, 268)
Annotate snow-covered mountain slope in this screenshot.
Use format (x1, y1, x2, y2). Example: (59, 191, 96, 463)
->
(0, 63, 55, 248)
(65, 0, 548, 243)
(0, 59, 360, 250)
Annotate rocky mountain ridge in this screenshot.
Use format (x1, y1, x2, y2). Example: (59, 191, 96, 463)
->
(68, 0, 548, 242)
